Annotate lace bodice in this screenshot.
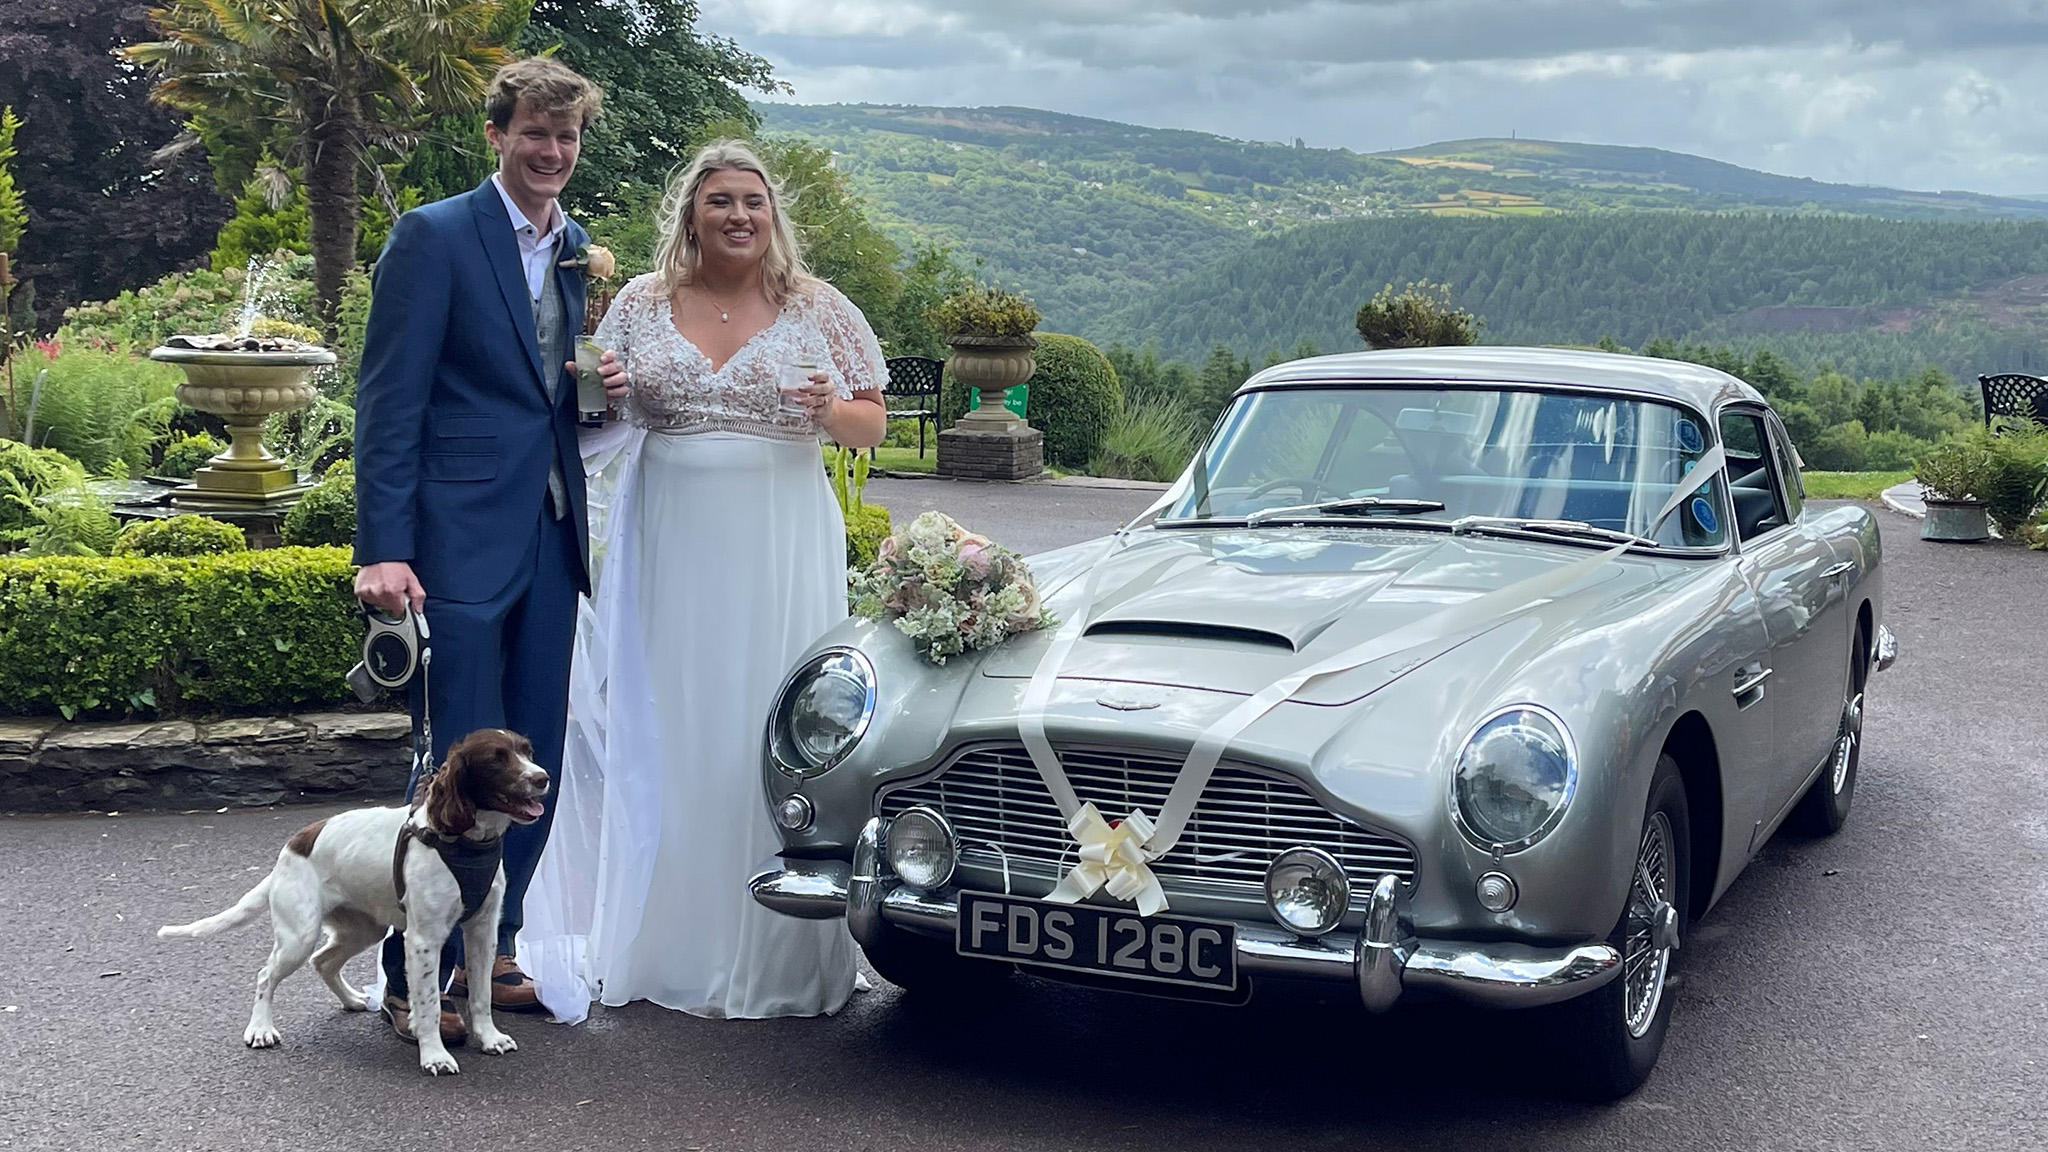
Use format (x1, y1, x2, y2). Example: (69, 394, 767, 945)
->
(594, 273, 889, 441)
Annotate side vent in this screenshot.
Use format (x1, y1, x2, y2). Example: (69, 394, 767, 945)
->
(1084, 620, 1297, 651)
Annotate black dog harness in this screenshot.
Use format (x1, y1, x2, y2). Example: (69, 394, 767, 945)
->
(393, 817, 504, 926)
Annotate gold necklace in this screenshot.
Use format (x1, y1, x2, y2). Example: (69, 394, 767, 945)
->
(696, 285, 745, 323)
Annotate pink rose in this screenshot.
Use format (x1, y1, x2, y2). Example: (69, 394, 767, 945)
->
(877, 536, 901, 563)
(958, 542, 995, 581)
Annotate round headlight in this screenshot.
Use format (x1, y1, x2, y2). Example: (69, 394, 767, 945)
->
(769, 649, 876, 778)
(886, 806, 957, 891)
(1452, 705, 1578, 852)
(1264, 846, 1350, 937)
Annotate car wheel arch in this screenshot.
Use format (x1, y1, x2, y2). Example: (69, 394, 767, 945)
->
(1660, 710, 1723, 920)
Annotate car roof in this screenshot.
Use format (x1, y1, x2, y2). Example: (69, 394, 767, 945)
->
(1243, 345, 1766, 414)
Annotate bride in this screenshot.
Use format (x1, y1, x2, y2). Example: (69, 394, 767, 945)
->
(519, 140, 887, 1021)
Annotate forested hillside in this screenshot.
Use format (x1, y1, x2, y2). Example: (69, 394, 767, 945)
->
(1092, 214, 2048, 379)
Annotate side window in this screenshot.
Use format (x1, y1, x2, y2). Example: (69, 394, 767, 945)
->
(1766, 416, 1804, 518)
(1719, 410, 1789, 542)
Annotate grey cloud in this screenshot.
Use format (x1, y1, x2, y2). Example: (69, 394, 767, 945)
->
(709, 0, 2048, 194)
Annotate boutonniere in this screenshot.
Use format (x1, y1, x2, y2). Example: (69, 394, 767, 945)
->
(559, 243, 617, 280)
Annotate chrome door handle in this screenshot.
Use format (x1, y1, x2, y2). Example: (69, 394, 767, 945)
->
(1732, 665, 1772, 705)
(1818, 561, 1854, 580)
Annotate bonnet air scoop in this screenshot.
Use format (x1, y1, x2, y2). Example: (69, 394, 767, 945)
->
(1083, 619, 1301, 651)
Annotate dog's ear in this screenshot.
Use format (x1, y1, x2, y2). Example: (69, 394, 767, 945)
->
(424, 740, 479, 836)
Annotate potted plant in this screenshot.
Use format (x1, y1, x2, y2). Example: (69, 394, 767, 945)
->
(929, 284, 1041, 429)
(1914, 435, 1993, 542)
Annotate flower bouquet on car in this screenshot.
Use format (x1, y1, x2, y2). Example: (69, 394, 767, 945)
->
(849, 511, 1055, 665)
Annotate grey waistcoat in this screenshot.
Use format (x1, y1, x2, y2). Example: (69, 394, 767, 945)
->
(530, 247, 569, 519)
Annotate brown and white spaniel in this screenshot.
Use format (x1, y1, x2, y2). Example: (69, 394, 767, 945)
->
(158, 729, 549, 1076)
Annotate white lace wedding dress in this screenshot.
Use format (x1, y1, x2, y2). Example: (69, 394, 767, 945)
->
(518, 273, 880, 1021)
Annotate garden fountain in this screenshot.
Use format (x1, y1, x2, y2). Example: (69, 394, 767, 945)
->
(147, 258, 334, 514)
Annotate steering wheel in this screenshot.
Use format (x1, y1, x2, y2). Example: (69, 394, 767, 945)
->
(1248, 476, 1332, 502)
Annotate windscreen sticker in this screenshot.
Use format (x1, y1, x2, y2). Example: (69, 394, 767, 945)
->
(1675, 419, 1704, 453)
(1691, 497, 1718, 534)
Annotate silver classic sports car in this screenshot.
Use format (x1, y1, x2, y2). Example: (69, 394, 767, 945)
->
(750, 347, 1896, 1098)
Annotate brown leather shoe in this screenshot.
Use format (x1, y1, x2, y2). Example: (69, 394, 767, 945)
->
(448, 954, 545, 1013)
(382, 994, 469, 1047)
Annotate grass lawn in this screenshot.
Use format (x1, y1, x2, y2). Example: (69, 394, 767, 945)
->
(825, 445, 937, 475)
(1800, 470, 1912, 499)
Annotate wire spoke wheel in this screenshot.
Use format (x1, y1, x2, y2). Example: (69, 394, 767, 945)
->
(1831, 688, 1864, 794)
(1622, 811, 1675, 1039)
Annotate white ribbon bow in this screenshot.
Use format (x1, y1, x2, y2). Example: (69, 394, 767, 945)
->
(1018, 446, 1725, 917)
(1045, 803, 1169, 917)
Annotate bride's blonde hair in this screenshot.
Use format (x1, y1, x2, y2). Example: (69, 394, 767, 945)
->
(654, 139, 816, 305)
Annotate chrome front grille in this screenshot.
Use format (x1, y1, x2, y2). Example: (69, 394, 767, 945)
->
(877, 743, 1416, 903)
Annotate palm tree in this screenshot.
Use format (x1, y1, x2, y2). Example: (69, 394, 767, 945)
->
(126, 0, 510, 331)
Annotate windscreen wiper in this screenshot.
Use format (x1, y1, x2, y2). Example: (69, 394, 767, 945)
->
(1244, 496, 1447, 528)
(1448, 515, 1656, 549)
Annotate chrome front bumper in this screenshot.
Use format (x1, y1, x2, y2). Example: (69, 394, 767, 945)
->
(750, 817, 1620, 1012)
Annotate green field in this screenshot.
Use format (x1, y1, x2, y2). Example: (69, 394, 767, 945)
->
(1799, 471, 1912, 499)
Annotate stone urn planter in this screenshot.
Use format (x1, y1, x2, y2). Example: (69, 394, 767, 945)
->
(939, 335, 1043, 480)
(1920, 497, 1991, 542)
(948, 334, 1037, 430)
(148, 335, 335, 512)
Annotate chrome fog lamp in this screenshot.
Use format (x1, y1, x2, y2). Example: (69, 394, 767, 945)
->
(1264, 846, 1350, 937)
(886, 806, 957, 891)
(1475, 871, 1519, 913)
(774, 794, 814, 832)
(1452, 705, 1578, 853)
(769, 649, 876, 778)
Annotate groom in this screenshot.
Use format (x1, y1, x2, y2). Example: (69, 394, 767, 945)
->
(352, 57, 602, 1045)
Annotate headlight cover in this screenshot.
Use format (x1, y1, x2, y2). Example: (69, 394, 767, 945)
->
(1451, 705, 1578, 853)
(768, 648, 876, 778)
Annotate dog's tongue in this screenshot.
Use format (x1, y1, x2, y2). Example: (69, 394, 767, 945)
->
(512, 797, 545, 821)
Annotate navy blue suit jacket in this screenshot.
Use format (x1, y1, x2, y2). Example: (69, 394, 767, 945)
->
(353, 180, 593, 604)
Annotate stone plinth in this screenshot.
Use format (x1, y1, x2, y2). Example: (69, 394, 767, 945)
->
(937, 425, 1044, 481)
(0, 710, 414, 813)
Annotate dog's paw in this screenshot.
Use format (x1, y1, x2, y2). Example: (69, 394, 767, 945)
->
(243, 1023, 282, 1049)
(335, 986, 370, 1012)
(476, 1030, 517, 1056)
(419, 1050, 461, 1076)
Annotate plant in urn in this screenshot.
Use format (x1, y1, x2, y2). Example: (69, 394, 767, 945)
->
(931, 284, 1041, 430)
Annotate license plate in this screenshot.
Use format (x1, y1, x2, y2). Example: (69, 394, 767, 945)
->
(955, 891, 1238, 991)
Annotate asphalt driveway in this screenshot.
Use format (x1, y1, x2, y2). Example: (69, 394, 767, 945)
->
(1, 496, 2042, 1151)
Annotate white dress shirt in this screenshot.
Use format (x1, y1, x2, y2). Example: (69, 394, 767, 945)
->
(492, 173, 567, 300)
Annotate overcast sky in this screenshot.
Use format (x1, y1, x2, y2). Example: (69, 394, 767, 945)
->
(701, 0, 2048, 197)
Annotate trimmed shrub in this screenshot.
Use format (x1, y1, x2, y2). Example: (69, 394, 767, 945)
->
(0, 546, 358, 719)
(159, 432, 225, 479)
(846, 502, 891, 568)
(0, 442, 86, 537)
(928, 283, 1040, 341)
(938, 333, 1127, 470)
(114, 515, 247, 558)
(280, 461, 355, 547)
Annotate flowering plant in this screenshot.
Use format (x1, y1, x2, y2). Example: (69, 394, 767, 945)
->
(848, 511, 1055, 665)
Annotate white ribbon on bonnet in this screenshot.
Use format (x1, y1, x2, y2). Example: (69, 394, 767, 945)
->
(1018, 445, 1726, 915)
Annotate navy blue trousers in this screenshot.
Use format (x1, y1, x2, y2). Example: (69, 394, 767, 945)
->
(381, 505, 579, 998)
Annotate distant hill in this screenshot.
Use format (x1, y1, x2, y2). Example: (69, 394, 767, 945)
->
(1376, 138, 2048, 220)
(1092, 213, 2048, 379)
(759, 103, 2048, 376)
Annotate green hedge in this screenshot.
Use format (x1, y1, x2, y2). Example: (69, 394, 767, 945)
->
(0, 547, 358, 719)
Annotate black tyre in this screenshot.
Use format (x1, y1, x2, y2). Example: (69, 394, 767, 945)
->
(1552, 752, 1691, 1101)
(861, 924, 1013, 995)
(1789, 621, 1868, 838)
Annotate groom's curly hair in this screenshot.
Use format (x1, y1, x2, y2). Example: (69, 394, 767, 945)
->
(486, 57, 603, 132)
